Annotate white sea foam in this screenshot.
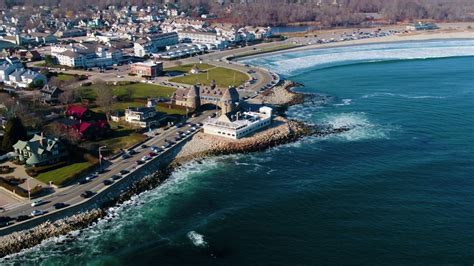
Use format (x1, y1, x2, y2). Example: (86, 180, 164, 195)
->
(245, 40, 474, 76)
(334, 98, 353, 106)
(319, 112, 395, 141)
(187, 231, 208, 247)
(361, 92, 446, 99)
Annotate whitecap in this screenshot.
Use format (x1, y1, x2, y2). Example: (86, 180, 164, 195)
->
(187, 231, 208, 247)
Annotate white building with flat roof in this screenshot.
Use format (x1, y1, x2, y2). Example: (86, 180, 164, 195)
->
(203, 106, 272, 139)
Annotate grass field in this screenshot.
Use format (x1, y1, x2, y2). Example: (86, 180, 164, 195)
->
(92, 101, 188, 115)
(165, 63, 215, 74)
(170, 67, 248, 87)
(55, 73, 76, 81)
(91, 123, 147, 154)
(80, 83, 176, 100)
(36, 161, 94, 186)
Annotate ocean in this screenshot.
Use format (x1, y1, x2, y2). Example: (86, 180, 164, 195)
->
(2, 40, 474, 265)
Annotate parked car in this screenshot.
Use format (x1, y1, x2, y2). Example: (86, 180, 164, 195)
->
(136, 160, 145, 165)
(80, 191, 94, 198)
(128, 149, 137, 155)
(16, 215, 30, 222)
(119, 170, 129, 175)
(103, 179, 114, 186)
(31, 210, 45, 216)
(141, 144, 148, 149)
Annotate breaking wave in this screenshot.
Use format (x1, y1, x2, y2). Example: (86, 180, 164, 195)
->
(317, 112, 395, 141)
(361, 92, 446, 99)
(187, 231, 208, 247)
(242, 40, 474, 76)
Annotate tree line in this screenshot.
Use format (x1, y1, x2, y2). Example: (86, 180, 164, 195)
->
(1, 0, 473, 27)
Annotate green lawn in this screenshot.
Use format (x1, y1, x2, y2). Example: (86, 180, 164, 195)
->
(92, 101, 188, 115)
(91, 123, 147, 154)
(170, 67, 248, 87)
(55, 73, 76, 81)
(36, 161, 94, 186)
(80, 83, 176, 100)
(165, 63, 215, 73)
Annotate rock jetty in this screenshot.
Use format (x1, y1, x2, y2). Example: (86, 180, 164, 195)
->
(0, 209, 104, 258)
(259, 80, 305, 106)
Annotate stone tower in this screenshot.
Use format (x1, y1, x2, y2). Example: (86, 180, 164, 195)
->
(186, 85, 201, 109)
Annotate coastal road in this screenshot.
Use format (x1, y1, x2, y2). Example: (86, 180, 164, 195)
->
(0, 111, 212, 229)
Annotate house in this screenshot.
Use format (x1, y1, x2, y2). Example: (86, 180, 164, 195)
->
(0, 57, 46, 87)
(63, 105, 110, 139)
(54, 29, 87, 38)
(203, 106, 272, 139)
(133, 32, 179, 57)
(13, 134, 68, 167)
(40, 85, 63, 105)
(406, 22, 439, 31)
(130, 61, 163, 78)
(125, 106, 157, 128)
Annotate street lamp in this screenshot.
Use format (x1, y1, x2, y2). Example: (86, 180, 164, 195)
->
(99, 146, 107, 165)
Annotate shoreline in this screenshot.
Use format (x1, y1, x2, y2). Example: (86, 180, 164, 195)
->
(236, 30, 474, 61)
(2, 29, 473, 259)
(0, 85, 319, 258)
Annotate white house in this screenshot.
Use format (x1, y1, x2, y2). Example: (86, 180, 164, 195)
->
(0, 57, 46, 88)
(51, 42, 123, 68)
(203, 106, 273, 139)
(125, 106, 157, 128)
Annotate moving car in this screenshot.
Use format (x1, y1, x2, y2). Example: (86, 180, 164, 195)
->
(111, 174, 122, 180)
(54, 203, 68, 209)
(31, 200, 43, 207)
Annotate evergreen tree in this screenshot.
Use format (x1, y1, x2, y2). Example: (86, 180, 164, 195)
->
(1, 117, 28, 152)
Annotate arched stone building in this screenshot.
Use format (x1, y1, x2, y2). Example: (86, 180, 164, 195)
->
(172, 83, 240, 114)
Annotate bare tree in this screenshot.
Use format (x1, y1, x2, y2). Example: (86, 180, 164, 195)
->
(96, 86, 115, 122)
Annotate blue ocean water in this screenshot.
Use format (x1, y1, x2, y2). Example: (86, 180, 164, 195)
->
(2, 40, 474, 265)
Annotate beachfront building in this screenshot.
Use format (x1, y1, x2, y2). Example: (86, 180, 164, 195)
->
(203, 106, 273, 139)
(13, 134, 68, 167)
(125, 106, 157, 128)
(178, 30, 228, 49)
(133, 32, 179, 57)
(51, 42, 123, 68)
(406, 22, 439, 31)
(130, 61, 163, 78)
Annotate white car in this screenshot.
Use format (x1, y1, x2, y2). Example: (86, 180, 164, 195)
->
(31, 200, 43, 207)
(31, 210, 45, 216)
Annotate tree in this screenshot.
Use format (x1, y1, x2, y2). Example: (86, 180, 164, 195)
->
(1, 117, 28, 152)
(96, 84, 115, 122)
(59, 88, 79, 105)
(44, 55, 56, 66)
(28, 79, 44, 89)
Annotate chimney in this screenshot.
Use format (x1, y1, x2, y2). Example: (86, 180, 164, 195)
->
(40, 132, 44, 146)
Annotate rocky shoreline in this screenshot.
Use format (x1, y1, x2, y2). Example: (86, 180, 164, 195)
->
(0, 80, 345, 259)
(0, 209, 104, 258)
